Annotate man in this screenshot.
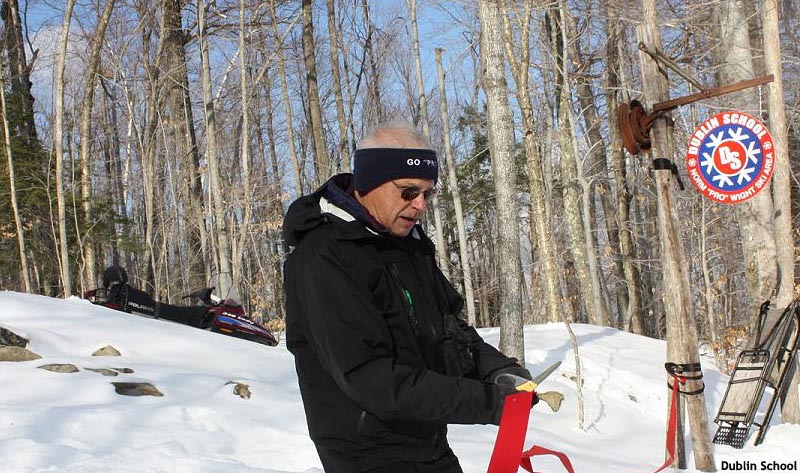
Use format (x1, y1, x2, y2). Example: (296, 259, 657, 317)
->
(283, 123, 534, 473)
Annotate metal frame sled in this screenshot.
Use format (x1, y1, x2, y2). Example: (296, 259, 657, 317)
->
(712, 300, 800, 448)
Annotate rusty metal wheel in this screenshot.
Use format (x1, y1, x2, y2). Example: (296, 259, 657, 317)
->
(618, 100, 653, 155)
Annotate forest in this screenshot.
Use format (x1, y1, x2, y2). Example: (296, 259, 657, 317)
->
(0, 0, 797, 373)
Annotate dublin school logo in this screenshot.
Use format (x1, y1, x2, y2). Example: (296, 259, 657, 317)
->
(685, 112, 774, 204)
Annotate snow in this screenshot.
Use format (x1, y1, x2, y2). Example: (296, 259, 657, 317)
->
(0, 290, 797, 472)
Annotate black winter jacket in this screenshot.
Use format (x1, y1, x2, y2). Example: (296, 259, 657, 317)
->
(283, 175, 524, 472)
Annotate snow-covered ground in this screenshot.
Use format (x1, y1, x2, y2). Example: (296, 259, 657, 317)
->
(0, 290, 797, 472)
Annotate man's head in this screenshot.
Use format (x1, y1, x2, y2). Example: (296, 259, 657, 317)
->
(353, 123, 438, 237)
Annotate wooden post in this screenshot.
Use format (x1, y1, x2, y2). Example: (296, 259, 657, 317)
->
(637, 2, 716, 471)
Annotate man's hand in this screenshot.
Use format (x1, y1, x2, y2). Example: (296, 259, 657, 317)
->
(493, 366, 565, 411)
(493, 369, 540, 407)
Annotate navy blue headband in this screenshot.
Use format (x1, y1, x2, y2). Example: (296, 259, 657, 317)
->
(353, 148, 438, 193)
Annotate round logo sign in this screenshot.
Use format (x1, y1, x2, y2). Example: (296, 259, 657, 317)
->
(685, 112, 774, 204)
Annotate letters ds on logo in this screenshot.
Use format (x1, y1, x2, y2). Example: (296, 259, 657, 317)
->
(685, 112, 774, 204)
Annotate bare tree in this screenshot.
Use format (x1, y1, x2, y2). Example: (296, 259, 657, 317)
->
(407, 0, 450, 279)
(54, 0, 76, 297)
(325, 0, 350, 172)
(232, 0, 253, 293)
(605, 0, 643, 333)
(478, 0, 524, 362)
(301, 0, 329, 184)
(161, 0, 207, 292)
(549, 2, 608, 326)
(270, 0, 303, 196)
(198, 0, 233, 297)
(77, 0, 116, 292)
(501, 1, 563, 325)
(360, 1, 384, 123)
(435, 48, 476, 325)
(762, 0, 799, 424)
(716, 0, 778, 326)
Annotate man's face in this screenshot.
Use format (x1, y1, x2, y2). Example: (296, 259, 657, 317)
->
(357, 178, 436, 237)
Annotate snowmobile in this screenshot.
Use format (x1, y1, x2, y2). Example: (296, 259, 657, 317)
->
(83, 266, 279, 347)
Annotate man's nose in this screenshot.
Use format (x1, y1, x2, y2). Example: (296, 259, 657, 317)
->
(410, 194, 427, 211)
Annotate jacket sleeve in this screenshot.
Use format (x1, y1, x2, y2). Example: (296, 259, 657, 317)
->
(286, 239, 504, 426)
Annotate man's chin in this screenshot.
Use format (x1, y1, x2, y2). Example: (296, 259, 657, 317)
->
(390, 219, 416, 237)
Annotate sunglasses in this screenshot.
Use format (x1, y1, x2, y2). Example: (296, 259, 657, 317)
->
(391, 181, 438, 202)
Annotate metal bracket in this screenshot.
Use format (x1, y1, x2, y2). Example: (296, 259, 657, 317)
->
(618, 43, 774, 155)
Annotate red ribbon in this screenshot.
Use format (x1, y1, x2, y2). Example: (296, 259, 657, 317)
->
(486, 376, 686, 473)
(487, 391, 575, 473)
(521, 445, 575, 473)
(651, 373, 686, 473)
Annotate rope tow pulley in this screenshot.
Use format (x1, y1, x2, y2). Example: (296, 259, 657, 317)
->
(618, 99, 656, 155)
(617, 42, 774, 156)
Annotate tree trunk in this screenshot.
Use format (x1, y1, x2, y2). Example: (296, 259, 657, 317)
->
(162, 0, 206, 292)
(78, 0, 116, 291)
(54, 0, 76, 297)
(552, 2, 608, 327)
(199, 0, 233, 298)
(270, 0, 303, 196)
(262, 72, 286, 320)
(301, 0, 328, 185)
(762, 0, 799, 424)
(501, 1, 564, 325)
(714, 0, 778, 324)
(606, 3, 644, 333)
(478, 0, 524, 362)
(407, 0, 450, 279)
(638, 1, 716, 469)
(99, 77, 127, 266)
(564, 3, 623, 326)
(138, 5, 159, 293)
(360, 1, 384, 122)
(233, 0, 253, 294)
(325, 0, 350, 173)
(700, 202, 720, 355)
(435, 48, 476, 325)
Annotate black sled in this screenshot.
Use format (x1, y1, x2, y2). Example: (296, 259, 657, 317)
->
(84, 266, 278, 347)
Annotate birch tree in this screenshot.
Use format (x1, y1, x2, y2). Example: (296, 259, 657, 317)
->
(54, 0, 76, 297)
(198, 0, 233, 298)
(77, 0, 116, 291)
(478, 0, 524, 362)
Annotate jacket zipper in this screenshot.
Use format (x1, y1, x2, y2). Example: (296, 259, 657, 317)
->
(388, 263, 420, 334)
(403, 289, 421, 332)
